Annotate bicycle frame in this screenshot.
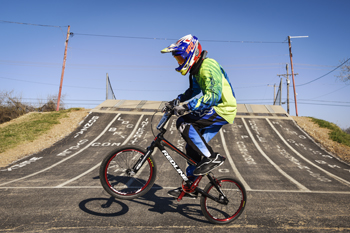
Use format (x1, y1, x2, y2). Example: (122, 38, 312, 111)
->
(130, 112, 229, 204)
(132, 127, 196, 185)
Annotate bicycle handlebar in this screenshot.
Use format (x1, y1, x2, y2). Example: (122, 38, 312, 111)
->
(156, 108, 174, 130)
(156, 98, 181, 130)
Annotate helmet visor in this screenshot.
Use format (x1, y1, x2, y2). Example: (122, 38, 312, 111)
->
(174, 55, 185, 65)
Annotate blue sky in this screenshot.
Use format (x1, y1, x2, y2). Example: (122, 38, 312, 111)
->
(1, 0, 349, 128)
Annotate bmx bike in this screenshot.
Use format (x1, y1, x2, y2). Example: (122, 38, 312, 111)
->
(99, 106, 247, 224)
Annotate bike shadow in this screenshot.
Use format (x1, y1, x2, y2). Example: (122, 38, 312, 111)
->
(79, 180, 207, 223)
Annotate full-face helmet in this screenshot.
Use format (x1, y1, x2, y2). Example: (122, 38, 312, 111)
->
(161, 34, 202, 75)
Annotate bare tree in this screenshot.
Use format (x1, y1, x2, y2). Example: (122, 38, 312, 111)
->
(0, 91, 66, 124)
(0, 90, 29, 124)
(342, 127, 350, 135)
(337, 59, 350, 83)
(38, 94, 66, 112)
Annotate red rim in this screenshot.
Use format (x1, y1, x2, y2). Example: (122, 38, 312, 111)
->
(104, 149, 153, 196)
(204, 179, 245, 222)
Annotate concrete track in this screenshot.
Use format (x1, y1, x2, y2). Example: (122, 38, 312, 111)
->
(0, 101, 349, 232)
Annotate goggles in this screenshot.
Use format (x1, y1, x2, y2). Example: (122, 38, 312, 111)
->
(174, 55, 185, 65)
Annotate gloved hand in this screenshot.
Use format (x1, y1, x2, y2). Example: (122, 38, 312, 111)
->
(163, 98, 180, 112)
(166, 98, 180, 108)
(174, 104, 189, 116)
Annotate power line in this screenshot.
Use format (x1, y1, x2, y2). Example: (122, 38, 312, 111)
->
(0, 76, 104, 90)
(72, 33, 287, 43)
(297, 58, 350, 87)
(299, 99, 350, 104)
(1, 20, 286, 43)
(1, 76, 183, 92)
(0, 59, 289, 71)
(0, 20, 67, 28)
(294, 63, 336, 68)
(20, 97, 104, 102)
(235, 85, 267, 89)
(308, 85, 349, 99)
(297, 102, 350, 107)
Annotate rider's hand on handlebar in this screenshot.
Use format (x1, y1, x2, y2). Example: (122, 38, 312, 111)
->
(163, 98, 180, 112)
(174, 104, 189, 116)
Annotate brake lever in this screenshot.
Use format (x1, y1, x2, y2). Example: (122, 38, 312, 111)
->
(163, 99, 180, 113)
(162, 105, 171, 113)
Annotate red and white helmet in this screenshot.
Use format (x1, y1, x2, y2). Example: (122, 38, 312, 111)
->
(161, 34, 202, 75)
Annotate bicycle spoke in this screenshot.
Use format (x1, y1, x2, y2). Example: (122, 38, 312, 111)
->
(200, 177, 246, 224)
(100, 147, 156, 199)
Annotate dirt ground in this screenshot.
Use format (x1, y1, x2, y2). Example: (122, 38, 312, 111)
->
(0, 112, 349, 168)
(292, 116, 350, 164)
(0, 109, 90, 168)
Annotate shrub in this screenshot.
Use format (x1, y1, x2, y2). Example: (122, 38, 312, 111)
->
(0, 91, 64, 124)
(310, 117, 350, 147)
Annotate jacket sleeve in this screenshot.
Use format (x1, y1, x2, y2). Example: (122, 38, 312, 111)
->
(177, 77, 201, 102)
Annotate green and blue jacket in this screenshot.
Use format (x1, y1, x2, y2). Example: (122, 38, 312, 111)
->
(177, 58, 237, 124)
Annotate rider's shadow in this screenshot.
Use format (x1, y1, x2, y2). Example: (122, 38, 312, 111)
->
(132, 184, 205, 223)
(80, 178, 207, 223)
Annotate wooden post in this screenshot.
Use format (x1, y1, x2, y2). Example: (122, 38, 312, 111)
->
(288, 36, 298, 116)
(56, 25, 70, 111)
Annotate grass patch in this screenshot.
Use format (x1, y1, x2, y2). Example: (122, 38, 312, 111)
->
(0, 109, 80, 153)
(309, 117, 350, 147)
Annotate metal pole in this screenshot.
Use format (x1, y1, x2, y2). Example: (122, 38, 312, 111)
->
(56, 25, 70, 111)
(286, 63, 290, 114)
(268, 85, 275, 104)
(279, 78, 282, 105)
(288, 36, 298, 116)
(106, 73, 109, 100)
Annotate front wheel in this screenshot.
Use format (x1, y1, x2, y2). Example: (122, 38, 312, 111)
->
(200, 177, 247, 224)
(99, 146, 157, 200)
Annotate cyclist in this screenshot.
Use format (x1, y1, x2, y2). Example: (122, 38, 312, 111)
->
(161, 34, 237, 199)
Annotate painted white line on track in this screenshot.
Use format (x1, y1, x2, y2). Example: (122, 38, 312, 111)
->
(266, 118, 350, 187)
(121, 114, 145, 146)
(56, 114, 146, 188)
(0, 113, 121, 187)
(123, 114, 172, 187)
(219, 129, 251, 191)
(242, 118, 310, 192)
(56, 162, 101, 188)
(249, 189, 350, 194)
(1, 186, 350, 194)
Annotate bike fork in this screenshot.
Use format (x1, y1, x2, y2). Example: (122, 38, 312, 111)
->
(131, 147, 153, 175)
(196, 174, 229, 205)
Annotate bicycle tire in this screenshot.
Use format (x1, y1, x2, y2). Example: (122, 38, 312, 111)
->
(200, 176, 246, 224)
(99, 146, 157, 200)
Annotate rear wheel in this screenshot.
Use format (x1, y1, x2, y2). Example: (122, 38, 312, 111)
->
(200, 177, 246, 224)
(99, 146, 156, 200)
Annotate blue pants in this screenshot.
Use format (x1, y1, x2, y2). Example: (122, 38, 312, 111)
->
(176, 108, 228, 178)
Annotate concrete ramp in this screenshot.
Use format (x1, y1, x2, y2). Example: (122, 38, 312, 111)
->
(92, 99, 291, 119)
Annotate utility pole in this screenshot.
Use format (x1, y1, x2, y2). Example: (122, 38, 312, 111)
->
(286, 64, 290, 114)
(106, 73, 109, 100)
(267, 84, 276, 104)
(277, 64, 298, 114)
(278, 77, 282, 106)
(56, 25, 71, 111)
(288, 35, 308, 116)
(288, 36, 298, 116)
